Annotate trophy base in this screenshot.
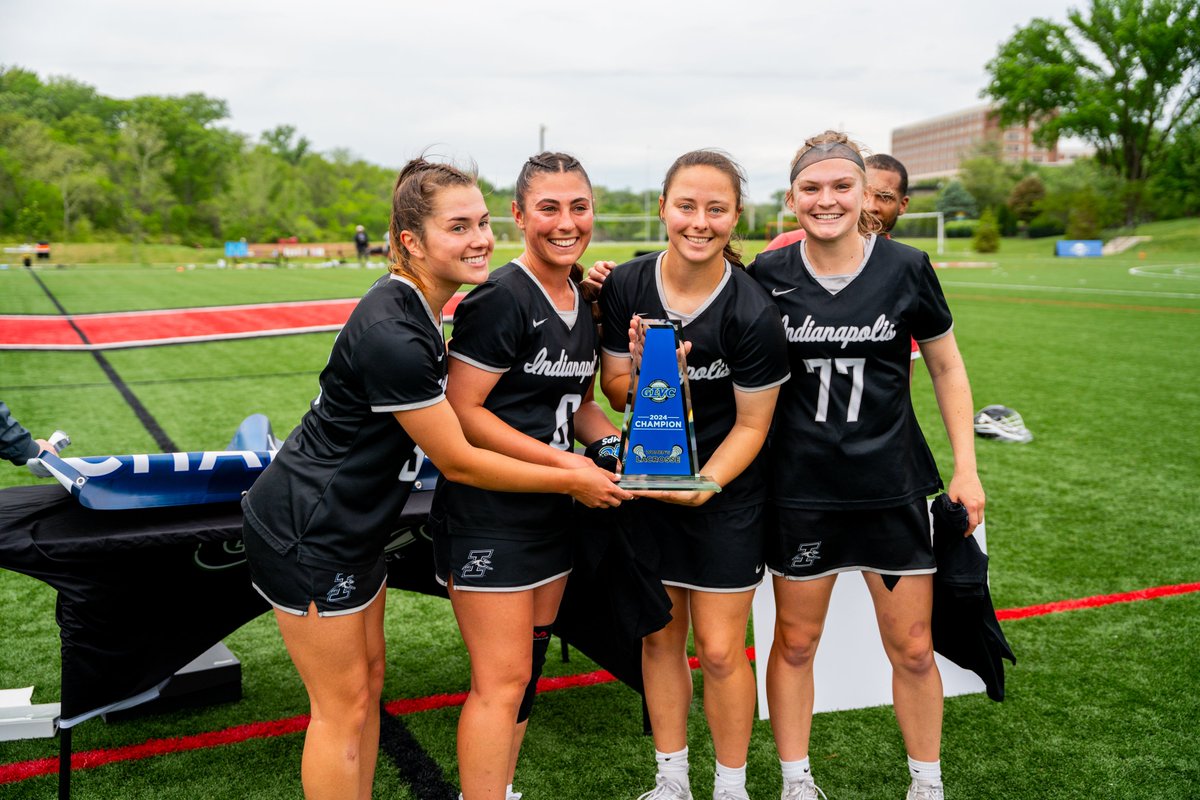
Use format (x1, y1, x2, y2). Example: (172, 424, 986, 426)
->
(617, 474, 722, 492)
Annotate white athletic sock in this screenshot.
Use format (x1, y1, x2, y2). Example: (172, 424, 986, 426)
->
(780, 756, 812, 783)
(714, 760, 747, 792)
(907, 756, 942, 784)
(656, 746, 690, 785)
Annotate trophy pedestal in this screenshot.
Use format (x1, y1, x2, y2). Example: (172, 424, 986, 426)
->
(617, 475, 721, 492)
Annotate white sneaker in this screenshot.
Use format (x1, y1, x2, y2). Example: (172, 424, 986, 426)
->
(636, 774, 694, 800)
(509, 792, 523, 800)
(781, 777, 827, 800)
(714, 787, 751, 800)
(906, 780, 944, 800)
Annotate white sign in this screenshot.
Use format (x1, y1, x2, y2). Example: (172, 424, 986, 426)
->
(751, 520, 989, 716)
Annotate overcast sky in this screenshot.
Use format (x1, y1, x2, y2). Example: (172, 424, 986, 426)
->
(2, 0, 1078, 203)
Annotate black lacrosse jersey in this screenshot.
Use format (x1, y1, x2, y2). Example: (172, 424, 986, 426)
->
(600, 252, 790, 510)
(437, 261, 600, 537)
(243, 274, 447, 568)
(748, 235, 953, 510)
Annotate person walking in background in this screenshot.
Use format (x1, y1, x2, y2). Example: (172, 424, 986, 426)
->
(749, 131, 984, 800)
(600, 150, 789, 800)
(354, 224, 369, 265)
(240, 157, 629, 800)
(433, 152, 626, 800)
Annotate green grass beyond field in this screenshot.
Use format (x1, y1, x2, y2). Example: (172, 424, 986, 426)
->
(1, 221, 1198, 798)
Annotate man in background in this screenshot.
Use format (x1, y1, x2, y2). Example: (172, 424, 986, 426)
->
(863, 154, 919, 374)
(863, 153, 910, 234)
(353, 224, 369, 265)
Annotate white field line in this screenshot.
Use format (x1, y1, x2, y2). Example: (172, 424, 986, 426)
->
(1127, 264, 1200, 280)
(939, 281, 1200, 301)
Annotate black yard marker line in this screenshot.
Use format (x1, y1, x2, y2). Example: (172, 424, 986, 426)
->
(379, 703, 457, 800)
(24, 266, 179, 453)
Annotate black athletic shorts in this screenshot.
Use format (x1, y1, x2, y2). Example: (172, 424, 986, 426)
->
(243, 521, 388, 617)
(432, 523, 572, 592)
(638, 500, 766, 593)
(766, 497, 935, 581)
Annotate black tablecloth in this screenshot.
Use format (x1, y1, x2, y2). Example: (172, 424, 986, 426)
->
(0, 484, 655, 723)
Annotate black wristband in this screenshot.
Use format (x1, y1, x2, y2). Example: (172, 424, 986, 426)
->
(584, 435, 621, 472)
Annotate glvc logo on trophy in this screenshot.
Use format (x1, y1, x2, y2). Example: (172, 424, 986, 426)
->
(617, 319, 720, 491)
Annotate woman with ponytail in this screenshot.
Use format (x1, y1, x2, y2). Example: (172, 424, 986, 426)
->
(598, 150, 790, 800)
(241, 157, 630, 800)
(433, 152, 626, 800)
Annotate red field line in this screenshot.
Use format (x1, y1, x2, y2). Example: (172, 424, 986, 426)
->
(995, 581, 1200, 621)
(0, 294, 469, 350)
(2, 580, 1197, 785)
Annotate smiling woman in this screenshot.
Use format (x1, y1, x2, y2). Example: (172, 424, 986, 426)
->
(598, 149, 790, 800)
(239, 155, 631, 800)
(431, 152, 631, 800)
(748, 131, 985, 800)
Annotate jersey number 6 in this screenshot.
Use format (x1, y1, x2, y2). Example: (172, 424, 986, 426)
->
(549, 393, 583, 451)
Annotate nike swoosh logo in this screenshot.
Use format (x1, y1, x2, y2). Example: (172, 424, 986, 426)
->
(771, 287, 797, 296)
(533, 318, 548, 327)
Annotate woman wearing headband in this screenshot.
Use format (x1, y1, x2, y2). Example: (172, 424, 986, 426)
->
(748, 131, 985, 800)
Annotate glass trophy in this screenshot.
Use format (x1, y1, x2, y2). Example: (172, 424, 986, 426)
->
(616, 319, 721, 491)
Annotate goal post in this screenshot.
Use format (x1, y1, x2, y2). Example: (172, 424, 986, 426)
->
(894, 211, 945, 255)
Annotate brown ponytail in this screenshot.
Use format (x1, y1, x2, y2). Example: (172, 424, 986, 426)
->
(388, 156, 478, 290)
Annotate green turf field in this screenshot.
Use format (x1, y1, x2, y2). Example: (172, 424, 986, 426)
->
(1, 223, 1198, 798)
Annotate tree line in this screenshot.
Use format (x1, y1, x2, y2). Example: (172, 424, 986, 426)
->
(895, 0, 1199, 245)
(3, 0, 1198, 248)
(0, 66, 398, 247)
(0, 67, 711, 248)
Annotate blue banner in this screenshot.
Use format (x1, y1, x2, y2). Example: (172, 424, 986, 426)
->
(1055, 240, 1103, 257)
(38, 450, 276, 509)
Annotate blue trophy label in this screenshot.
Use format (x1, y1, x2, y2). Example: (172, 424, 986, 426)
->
(618, 320, 719, 491)
(626, 333, 691, 475)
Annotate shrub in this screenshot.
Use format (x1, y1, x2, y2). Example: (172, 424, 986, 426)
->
(996, 204, 1020, 237)
(973, 209, 1001, 252)
(1026, 213, 1066, 238)
(945, 220, 979, 238)
(1065, 192, 1103, 239)
(892, 215, 940, 238)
